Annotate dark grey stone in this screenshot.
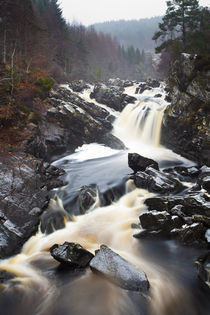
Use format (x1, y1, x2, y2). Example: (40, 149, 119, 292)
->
(90, 245, 149, 293)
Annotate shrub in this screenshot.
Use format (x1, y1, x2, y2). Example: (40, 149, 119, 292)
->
(35, 76, 56, 98)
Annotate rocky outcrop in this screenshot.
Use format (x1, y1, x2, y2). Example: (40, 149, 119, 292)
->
(90, 83, 136, 111)
(162, 54, 210, 166)
(27, 85, 124, 161)
(133, 163, 210, 246)
(90, 245, 149, 293)
(0, 153, 64, 258)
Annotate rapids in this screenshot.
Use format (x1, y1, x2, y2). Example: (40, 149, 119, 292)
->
(0, 82, 209, 315)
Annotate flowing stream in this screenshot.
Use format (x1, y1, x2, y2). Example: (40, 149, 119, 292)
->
(0, 83, 209, 315)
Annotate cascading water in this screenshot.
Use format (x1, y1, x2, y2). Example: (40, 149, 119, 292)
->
(0, 83, 208, 315)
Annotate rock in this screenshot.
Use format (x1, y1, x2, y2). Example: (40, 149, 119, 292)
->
(145, 192, 210, 217)
(139, 211, 183, 232)
(50, 242, 94, 268)
(29, 207, 42, 216)
(90, 83, 136, 111)
(27, 85, 125, 161)
(134, 167, 184, 194)
(145, 197, 169, 212)
(133, 229, 165, 239)
(68, 80, 88, 92)
(154, 94, 162, 98)
(0, 153, 64, 259)
(135, 79, 160, 94)
(195, 252, 210, 287)
(128, 153, 159, 173)
(162, 54, 210, 166)
(192, 215, 210, 228)
(40, 196, 70, 235)
(90, 245, 149, 293)
(77, 185, 98, 214)
(170, 205, 185, 218)
(170, 223, 206, 244)
(200, 176, 210, 193)
(0, 270, 15, 284)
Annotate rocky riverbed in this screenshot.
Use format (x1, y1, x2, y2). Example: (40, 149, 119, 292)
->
(0, 75, 209, 315)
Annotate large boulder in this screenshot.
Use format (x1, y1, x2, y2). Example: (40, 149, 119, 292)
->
(90, 83, 136, 111)
(128, 153, 159, 173)
(90, 245, 149, 293)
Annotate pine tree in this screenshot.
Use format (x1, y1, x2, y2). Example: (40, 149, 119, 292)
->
(153, 0, 200, 52)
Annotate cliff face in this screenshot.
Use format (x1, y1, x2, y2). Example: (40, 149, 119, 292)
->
(161, 54, 210, 166)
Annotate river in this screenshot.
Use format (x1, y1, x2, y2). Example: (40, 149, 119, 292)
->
(0, 82, 209, 315)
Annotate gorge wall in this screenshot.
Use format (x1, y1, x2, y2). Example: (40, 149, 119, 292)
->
(161, 54, 210, 166)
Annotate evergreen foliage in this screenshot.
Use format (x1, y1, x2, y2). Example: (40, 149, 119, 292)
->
(153, 0, 210, 77)
(153, 0, 210, 54)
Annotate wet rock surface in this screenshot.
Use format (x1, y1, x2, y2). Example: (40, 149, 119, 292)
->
(0, 153, 64, 259)
(90, 83, 136, 111)
(135, 79, 160, 94)
(27, 85, 124, 161)
(68, 80, 89, 92)
(128, 153, 159, 173)
(50, 242, 94, 268)
(134, 167, 184, 194)
(90, 245, 149, 293)
(133, 160, 210, 246)
(162, 54, 210, 166)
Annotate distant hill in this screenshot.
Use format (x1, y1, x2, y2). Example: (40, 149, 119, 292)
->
(92, 17, 162, 51)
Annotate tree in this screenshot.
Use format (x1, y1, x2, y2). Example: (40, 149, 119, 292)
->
(153, 0, 200, 52)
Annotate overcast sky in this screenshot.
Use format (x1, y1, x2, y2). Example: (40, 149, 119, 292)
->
(60, 0, 210, 26)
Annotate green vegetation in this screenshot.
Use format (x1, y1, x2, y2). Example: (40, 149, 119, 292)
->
(153, 1, 210, 76)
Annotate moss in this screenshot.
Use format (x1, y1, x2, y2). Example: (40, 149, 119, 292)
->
(35, 76, 56, 99)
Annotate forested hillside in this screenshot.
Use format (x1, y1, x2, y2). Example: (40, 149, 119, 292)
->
(0, 0, 156, 141)
(93, 17, 162, 51)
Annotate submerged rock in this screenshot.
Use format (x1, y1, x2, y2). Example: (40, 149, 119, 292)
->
(50, 242, 94, 268)
(90, 245, 149, 293)
(0, 270, 16, 284)
(40, 196, 70, 235)
(128, 153, 159, 173)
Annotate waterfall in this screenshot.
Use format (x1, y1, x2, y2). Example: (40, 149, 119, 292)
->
(114, 100, 166, 147)
(0, 83, 204, 315)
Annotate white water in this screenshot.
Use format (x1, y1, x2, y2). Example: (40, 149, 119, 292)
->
(0, 83, 203, 315)
(114, 84, 194, 166)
